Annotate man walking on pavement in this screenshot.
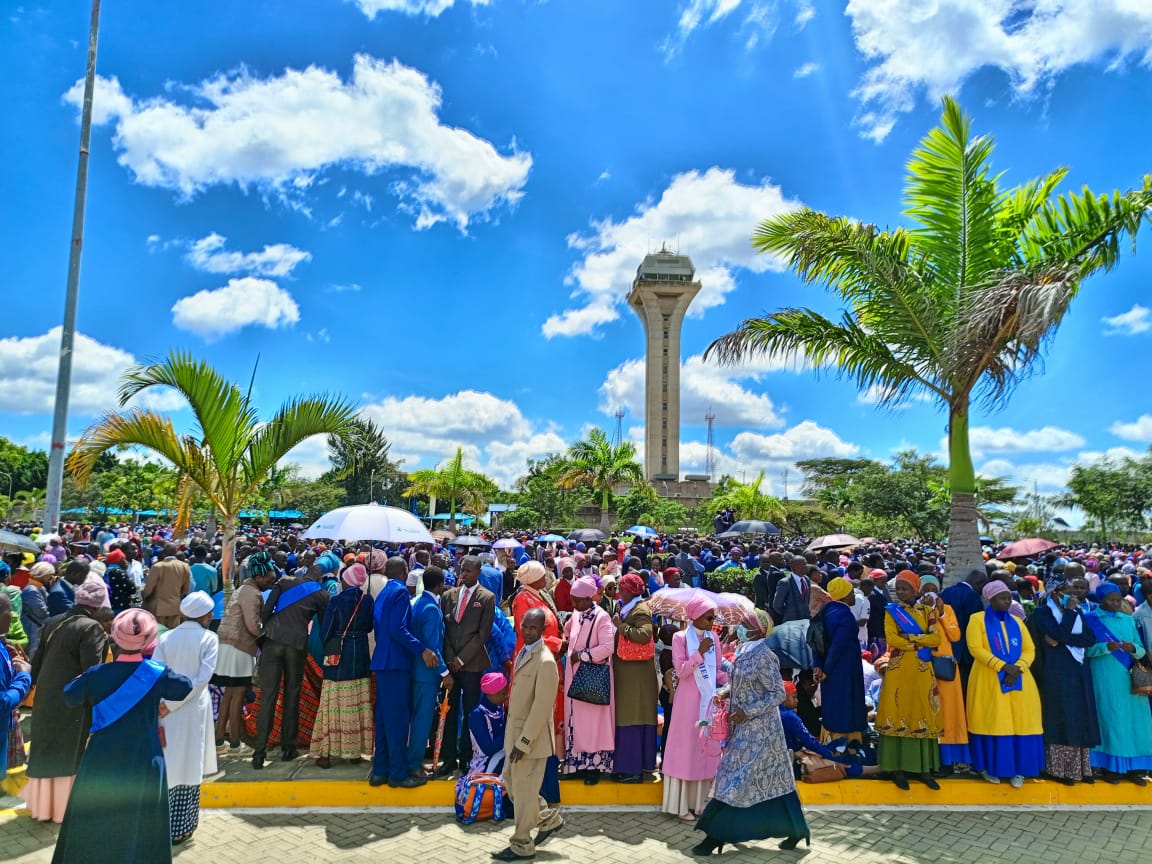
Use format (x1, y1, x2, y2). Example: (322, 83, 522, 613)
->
(492, 607, 563, 861)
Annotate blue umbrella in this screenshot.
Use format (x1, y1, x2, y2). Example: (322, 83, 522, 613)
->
(626, 525, 658, 538)
(538, 533, 565, 542)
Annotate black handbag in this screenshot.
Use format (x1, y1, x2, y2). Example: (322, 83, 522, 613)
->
(930, 655, 957, 681)
(567, 618, 611, 705)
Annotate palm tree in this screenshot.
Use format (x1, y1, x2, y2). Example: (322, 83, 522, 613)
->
(329, 418, 405, 504)
(709, 471, 786, 524)
(67, 352, 356, 597)
(403, 447, 496, 532)
(707, 97, 1152, 579)
(557, 428, 644, 532)
(12, 489, 46, 520)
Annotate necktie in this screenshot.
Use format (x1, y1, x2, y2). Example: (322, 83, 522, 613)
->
(456, 587, 471, 623)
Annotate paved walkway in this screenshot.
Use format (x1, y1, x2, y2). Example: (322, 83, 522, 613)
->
(2, 807, 1147, 863)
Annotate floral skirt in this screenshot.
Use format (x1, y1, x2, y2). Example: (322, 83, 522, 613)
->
(169, 784, 201, 838)
(1046, 744, 1091, 780)
(310, 678, 374, 759)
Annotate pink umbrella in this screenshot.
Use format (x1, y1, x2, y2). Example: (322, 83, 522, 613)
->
(492, 538, 523, 550)
(998, 538, 1060, 558)
(647, 587, 754, 626)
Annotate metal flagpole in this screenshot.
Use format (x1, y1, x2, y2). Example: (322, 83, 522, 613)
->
(43, 0, 102, 533)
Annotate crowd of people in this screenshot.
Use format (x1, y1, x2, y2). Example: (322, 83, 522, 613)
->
(3, 520, 1152, 862)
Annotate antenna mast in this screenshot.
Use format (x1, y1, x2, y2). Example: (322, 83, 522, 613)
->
(613, 407, 625, 449)
(705, 406, 716, 479)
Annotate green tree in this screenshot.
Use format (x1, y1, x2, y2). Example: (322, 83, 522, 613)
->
(556, 428, 644, 533)
(706, 97, 1152, 578)
(1059, 458, 1149, 539)
(0, 437, 49, 498)
(707, 470, 786, 524)
(403, 447, 497, 531)
(511, 456, 581, 528)
(328, 418, 407, 505)
(67, 352, 356, 598)
(615, 482, 690, 532)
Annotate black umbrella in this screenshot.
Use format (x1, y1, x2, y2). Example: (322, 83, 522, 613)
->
(568, 528, 606, 543)
(728, 520, 780, 536)
(715, 530, 743, 540)
(450, 536, 491, 548)
(0, 529, 40, 555)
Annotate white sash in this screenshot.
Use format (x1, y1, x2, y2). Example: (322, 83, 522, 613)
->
(1048, 597, 1085, 664)
(685, 625, 716, 727)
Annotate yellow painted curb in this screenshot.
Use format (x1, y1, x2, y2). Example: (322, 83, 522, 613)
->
(198, 778, 1152, 809)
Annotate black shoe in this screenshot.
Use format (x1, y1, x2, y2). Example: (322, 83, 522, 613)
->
(392, 775, 427, 788)
(368, 774, 389, 787)
(491, 849, 534, 861)
(892, 771, 910, 791)
(535, 823, 563, 847)
(584, 771, 600, 786)
(433, 765, 456, 779)
(690, 837, 724, 856)
(1080, 775, 1095, 785)
(779, 835, 810, 850)
(251, 750, 266, 770)
(281, 748, 298, 761)
(614, 773, 643, 784)
(560, 769, 584, 781)
(919, 773, 940, 790)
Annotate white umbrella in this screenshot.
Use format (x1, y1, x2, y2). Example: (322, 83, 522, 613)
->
(302, 503, 434, 544)
(492, 538, 523, 550)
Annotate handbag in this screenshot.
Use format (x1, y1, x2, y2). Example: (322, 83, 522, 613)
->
(324, 592, 363, 667)
(454, 773, 509, 824)
(930, 655, 957, 681)
(805, 609, 827, 656)
(1130, 658, 1152, 696)
(567, 619, 611, 705)
(699, 694, 729, 758)
(796, 750, 847, 783)
(617, 629, 655, 662)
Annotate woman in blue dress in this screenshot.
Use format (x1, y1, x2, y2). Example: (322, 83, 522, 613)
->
(1085, 584, 1152, 785)
(811, 583, 866, 742)
(52, 609, 192, 864)
(693, 609, 809, 856)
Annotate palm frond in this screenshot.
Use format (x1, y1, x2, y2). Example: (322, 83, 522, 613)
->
(241, 394, 356, 490)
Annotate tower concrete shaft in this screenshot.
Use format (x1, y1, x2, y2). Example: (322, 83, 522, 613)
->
(626, 250, 701, 482)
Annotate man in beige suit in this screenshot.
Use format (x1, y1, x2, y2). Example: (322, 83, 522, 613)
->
(142, 544, 191, 629)
(492, 608, 563, 861)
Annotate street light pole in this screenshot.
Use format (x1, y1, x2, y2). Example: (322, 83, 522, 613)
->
(43, 0, 102, 533)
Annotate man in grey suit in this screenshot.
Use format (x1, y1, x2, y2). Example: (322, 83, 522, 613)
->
(772, 555, 812, 623)
(438, 555, 496, 777)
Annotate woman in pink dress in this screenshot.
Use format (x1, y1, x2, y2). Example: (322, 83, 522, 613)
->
(662, 594, 726, 821)
(561, 577, 616, 784)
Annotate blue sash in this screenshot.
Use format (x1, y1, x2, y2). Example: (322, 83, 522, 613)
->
(885, 603, 933, 661)
(984, 610, 1023, 692)
(90, 660, 165, 733)
(273, 580, 321, 614)
(1085, 613, 1134, 670)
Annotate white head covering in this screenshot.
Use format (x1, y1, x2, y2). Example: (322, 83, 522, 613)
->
(180, 590, 215, 618)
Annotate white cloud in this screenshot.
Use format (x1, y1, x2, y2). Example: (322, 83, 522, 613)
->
(281, 435, 333, 480)
(961, 425, 1086, 459)
(171, 277, 300, 340)
(65, 55, 532, 230)
(845, 0, 1152, 141)
(977, 458, 1071, 493)
(793, 61, 821, 78)
(730, 420, 860, 462)
(1101, 303, 1152, 335)
(545, 167, 801, 338)
(186, 233, 311, 278)
(0, 327, 185, 416)
(674, 0, 745, 39)
(599, 351, 805, 429)
(348, 0, 491, 17)
(1110, 415, 1152, 441)
(794, 0, 815, 28)
(326, 283, 363, 294)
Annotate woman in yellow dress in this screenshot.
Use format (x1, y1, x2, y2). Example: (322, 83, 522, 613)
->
(965, 582, 1043, 788)
(874, 571, 942, 790)
(920, 575, 970, 771)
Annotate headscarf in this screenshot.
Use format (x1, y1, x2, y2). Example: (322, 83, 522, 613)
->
(895, 570, 921, 592)
(782, 680, 797, 696)
(920, 574, 940, 591)
(342, 563, 368, 587)
(557, 557, 575, 576)
(516, 560, 547, 588)
(982, 581, 1011, 602)
(179, 591, 215, 618)
(481, 672, 508, 694)
(368, 549, 387, 574)
(74, 579, 108, 608)
(29, 562, 56, 583)
(570, 576, 598, 599)
(619, 573, 645, 597)
(826, 577, 853, 601)
(685, 593, 717, 622)
(247, 551, 275, 577)
(317, 551, 342, 574)
(869, 569, 888, 580)
(1095, 582, 1122, 602)
(104, 549, 125, 566)
(662, 566, 681, 582)
(111, 609, 158, 654)
(738, 608, 773, 641)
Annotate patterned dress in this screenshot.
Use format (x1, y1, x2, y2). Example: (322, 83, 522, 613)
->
(696, 639, 808, 843)
(876, 602, 942, 773)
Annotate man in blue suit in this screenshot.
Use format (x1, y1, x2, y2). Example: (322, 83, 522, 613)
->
(407, 565, 451, 779)
(370, 556, 433, 788)
(940, 566, 988, 695)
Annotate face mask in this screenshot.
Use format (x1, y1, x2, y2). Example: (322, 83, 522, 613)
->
(735, 624, 750, 643)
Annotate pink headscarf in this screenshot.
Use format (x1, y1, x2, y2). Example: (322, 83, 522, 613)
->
(982, 580, 1011, 602)
(74, 579, 108, 609)
(367, 549, 387, 574)
(685, 592, 717, 622)
(112, 609, 158, 655)
(481, 672, 508, 694)
(557, 557, 575, 576)
(342, 563, 368, 587)
(570, 576, 598, 599)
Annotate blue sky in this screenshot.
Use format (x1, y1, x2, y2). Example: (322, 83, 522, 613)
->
(3, 0, 1152, 515)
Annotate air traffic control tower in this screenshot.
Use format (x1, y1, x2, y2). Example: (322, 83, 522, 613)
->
(626, 248, 702, 482)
